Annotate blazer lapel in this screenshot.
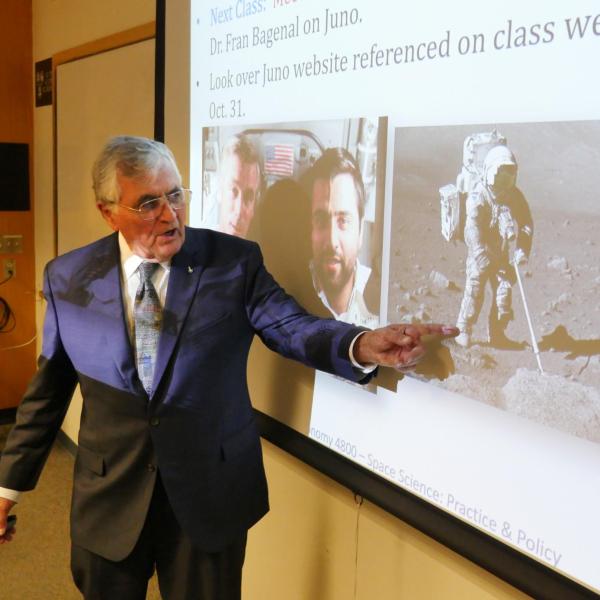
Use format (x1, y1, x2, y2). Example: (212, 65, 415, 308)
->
(150, 238, 205, 399)
(81, 234, 140, 394)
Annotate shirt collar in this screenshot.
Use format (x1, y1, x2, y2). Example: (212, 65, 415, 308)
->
(118, 232, 170, 281)
(309, 260, 372, 319)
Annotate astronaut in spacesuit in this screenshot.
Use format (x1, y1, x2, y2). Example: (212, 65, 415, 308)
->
(455, 145, 533, 348)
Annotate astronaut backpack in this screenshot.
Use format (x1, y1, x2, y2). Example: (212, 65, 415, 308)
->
(439, 129, 507, 242)
(439, 183, 462, 242)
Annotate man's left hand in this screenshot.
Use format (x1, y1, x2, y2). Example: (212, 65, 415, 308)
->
(354, 324, 459, 371)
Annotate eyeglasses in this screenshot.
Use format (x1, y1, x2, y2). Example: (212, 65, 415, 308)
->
(117, 188, 192, 221)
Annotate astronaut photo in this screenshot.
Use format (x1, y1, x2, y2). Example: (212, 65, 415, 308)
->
(454, 143, 533, 348)
(200, 118, 384, 330)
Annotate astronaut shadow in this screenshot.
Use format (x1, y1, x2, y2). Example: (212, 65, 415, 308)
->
(480, 317, 529, 351)
(375, 339, 456, 392)
(538, 325, 600, 360)
(480, 337, 529, 351)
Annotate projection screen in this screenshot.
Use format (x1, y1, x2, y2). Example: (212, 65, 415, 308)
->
(163, 1, 600, 596)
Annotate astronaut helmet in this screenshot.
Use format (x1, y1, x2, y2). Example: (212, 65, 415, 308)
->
(483, 145, 517, 194)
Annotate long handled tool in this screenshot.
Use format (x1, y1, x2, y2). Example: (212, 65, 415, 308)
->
(514, 262, 544, 374)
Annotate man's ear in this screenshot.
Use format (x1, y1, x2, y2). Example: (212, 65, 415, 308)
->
(97, 202, 119, 231)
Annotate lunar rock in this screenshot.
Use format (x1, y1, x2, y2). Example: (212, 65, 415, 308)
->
(501, 368, 600, 442)
(547, 256, 569, 271)
(547, 292, 573, 311)
(429, 270, 450, 289)
(406, 306, 431, 322)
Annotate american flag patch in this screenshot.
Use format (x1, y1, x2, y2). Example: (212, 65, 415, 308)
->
(264, 143, 294, 177)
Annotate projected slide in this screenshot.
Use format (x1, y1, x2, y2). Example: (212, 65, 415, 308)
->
(184, 0, 600, 592)
(391, 121, 600, 441)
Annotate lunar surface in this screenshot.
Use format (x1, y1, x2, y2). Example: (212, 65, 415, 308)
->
(388, 122, 600, 443)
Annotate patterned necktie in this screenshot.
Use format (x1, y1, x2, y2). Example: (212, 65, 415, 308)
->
(134, 262, 162, 394)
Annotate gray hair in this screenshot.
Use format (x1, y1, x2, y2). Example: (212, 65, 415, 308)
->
(92, 135, 181, 206)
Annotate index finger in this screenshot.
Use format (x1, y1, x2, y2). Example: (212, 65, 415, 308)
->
(404, 324, 459, 339)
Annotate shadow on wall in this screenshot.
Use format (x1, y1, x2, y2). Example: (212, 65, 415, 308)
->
(539, 325, 600, 360)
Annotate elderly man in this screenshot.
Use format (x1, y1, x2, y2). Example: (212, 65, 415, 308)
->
(0, 136, 457, 600)
(308, 147, 379, 328)
(217, 134, 262, 239)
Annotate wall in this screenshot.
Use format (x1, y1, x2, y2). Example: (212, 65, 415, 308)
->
(0, 1, 36, 410)
(32, 0, 157, 343)
(245, 441, 529, 600)
(30, 1, 527, 597)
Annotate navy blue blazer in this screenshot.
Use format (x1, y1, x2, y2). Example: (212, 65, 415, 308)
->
(0, 227, 370, 560)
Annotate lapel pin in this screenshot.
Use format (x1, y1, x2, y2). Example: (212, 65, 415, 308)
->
(187, 266, 194, 273)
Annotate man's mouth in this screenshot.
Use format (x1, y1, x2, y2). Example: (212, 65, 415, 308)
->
(321, 256, 341, 273)
(158, 228, 177, 238)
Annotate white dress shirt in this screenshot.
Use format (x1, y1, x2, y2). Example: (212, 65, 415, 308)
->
(118, 233, 170, 335)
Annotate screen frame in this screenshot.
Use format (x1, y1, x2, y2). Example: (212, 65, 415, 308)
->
(156, 2, 597, 598)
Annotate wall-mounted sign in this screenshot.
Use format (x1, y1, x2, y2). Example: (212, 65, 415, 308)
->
(35, 58, 52, 107)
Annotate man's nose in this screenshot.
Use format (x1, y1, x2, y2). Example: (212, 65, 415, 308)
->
(327, 219, 340, 250)
(158, 196, 178, 221)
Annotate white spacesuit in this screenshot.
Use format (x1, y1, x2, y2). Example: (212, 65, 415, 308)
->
(455, 145, 533, 348)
